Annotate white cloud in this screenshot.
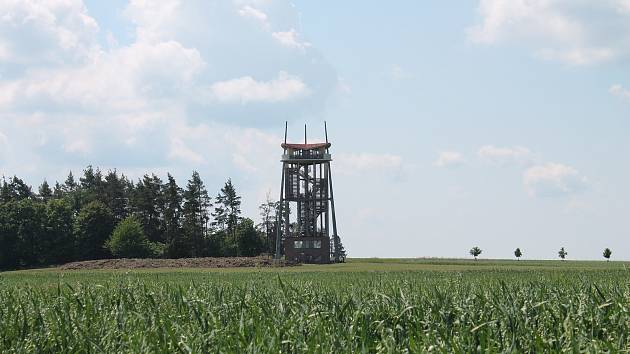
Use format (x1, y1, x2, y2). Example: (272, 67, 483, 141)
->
(524, 163, 588, 197)
(468, 0, 630, 65)
(478, 145, 533, 164)
(0, 0, 99, 69)
(435, 151, 464, 167)
(168, 138, 205, 164)
(238, 5, 269, 28)
(0, 131, 8, 161)
(335, 153, 403, 175)
(209, 71, 309, 103)
(272, 29, 311, 49)
(0, 0, 335, 177)
(610, 84, 630, 99)
(223, 127, 278, 174)
(0, 40, 204, 112)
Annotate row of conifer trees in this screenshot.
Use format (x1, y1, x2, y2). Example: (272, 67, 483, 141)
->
(0, 166, 279, 270)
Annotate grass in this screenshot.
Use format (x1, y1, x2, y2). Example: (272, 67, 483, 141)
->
(1, 259, 630, 352)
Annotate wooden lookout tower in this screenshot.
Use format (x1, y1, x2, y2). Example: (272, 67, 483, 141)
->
(275, 122, 344, 263)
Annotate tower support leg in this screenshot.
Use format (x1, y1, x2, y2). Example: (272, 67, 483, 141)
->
(275, 167, 285, 260)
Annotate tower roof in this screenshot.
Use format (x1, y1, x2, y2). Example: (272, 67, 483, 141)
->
(281, 142, 331, 150)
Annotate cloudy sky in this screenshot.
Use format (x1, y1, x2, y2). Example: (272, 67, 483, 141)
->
(1, 0, 630, 260)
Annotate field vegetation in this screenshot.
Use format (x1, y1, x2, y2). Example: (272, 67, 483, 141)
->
(2, 259, 629, 352)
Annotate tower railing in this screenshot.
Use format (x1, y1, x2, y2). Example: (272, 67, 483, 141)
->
(282, 151, 331, 160)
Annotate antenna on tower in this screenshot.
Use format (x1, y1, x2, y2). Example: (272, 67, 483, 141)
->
(304, 123, 307, 144)
(324, 121, 329, 153)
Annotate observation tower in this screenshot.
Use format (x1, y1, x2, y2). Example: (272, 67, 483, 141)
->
(275, 123, 344, 263)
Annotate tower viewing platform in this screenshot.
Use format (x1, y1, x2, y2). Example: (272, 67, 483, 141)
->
(281, 143, 332, 162)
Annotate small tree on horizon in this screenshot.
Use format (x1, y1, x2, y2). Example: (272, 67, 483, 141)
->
(514, 248, 522, 260)
(470, 246, 482, 260)
(603, 248, 612, 262)
(558, 247, 568, 261)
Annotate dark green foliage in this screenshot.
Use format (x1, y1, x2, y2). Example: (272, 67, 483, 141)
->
(162, 174, 184, 258)
(106, 216, 157, 258)
(0, 201, 20, 268)
(603, 248, 612, 261)
(515, 247, 522, 259)
(559, 247, 568, 260)
(52, 182, 64, 199)
(235, 218, 264, 256)
(74, 201, 115, 261)
(182, 171, 211, 257)
(63, 171, 77, 192)
(103, 169, 130, 222)
(213, 178, 241, 234)
(79, 166, 107, 206)
(470, 246, 482, 260)
(132, 174, 163, 243)
(63, 171, 81, 212)
(14, 200, 47, 266)
(43, 199, 75, 265)
(1, 176, 33, 202)
(38, 180, 53, 201)
(0, 168, 281, 269)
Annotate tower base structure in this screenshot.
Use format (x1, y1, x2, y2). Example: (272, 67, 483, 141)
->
(284, 236, 330, 264)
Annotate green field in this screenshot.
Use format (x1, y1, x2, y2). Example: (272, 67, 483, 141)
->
(2, 259, 630, 352)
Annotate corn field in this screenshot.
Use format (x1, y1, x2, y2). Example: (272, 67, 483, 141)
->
(1, 263, 630, 352)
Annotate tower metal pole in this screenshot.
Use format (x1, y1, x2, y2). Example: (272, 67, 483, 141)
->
(275, 167, 285, 260)
(327, 162, 339, 262)
(275, 121, 288, 260)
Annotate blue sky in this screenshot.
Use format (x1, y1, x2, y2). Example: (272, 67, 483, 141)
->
(1, 0, 629, 260)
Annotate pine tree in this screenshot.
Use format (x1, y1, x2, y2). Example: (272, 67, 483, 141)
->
(0, 177, 10, 203)
(163, 174, 184, 258)
(63, 171, 77, 193)
(132, 174, 164, 243)
(53, 182, 64, 199)
(38, 180, 53, 202)
(63, 171, 81, 212)
(80, 165, 105, 205)
(213, 179, 242, 254)
(103, 169, 129, 222)
(182, 171, 211, 257)
(4, 176, 33, 201)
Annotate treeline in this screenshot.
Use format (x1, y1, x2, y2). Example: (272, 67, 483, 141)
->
(0, 167, 281, 270)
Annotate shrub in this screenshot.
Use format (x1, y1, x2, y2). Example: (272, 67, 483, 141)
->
(106, 216, 157, 258)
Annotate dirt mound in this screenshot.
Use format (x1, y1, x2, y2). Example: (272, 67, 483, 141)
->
(59, 256, 297, 270)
